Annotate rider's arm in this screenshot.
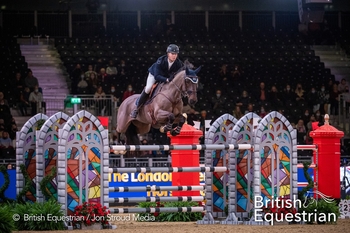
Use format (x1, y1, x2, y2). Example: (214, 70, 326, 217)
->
(154, 72, 168, 82)
(151, 58, 169, 82)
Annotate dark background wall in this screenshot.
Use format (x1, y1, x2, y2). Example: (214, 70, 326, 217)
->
(1, 0, 349, 12)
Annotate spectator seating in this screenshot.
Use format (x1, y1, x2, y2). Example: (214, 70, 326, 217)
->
(55, 28, 335, 124)
(0, 36, 29, 107)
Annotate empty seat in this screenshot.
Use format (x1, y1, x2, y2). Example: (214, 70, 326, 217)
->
(92, 44, 103, 51)
(68, 44, 80, 50)
(56, 44, 68, 51)
(189, 50, 201, 57)
(95, 50, 107, 57)
(149, 44, 161, 51)
(153, 50, 164, 57)
(84, 50, 95, 57)
(62, 56, 74, 64)
(75, 57, 87, 63)
(108, 51, 118, 57)
(71, 50, 84, 57)
(60, 50, 71, 57)
(87, 57, 97, 64)
(79, 44, 90, 51)
(103, 44, 114, 50)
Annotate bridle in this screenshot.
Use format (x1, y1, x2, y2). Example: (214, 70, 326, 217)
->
(171, 75, 198, 99)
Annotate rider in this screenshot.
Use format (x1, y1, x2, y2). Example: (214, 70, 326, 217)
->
(130, 44, 183, 118)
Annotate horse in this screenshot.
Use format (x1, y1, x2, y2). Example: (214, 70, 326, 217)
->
(116, 61, 201, 147)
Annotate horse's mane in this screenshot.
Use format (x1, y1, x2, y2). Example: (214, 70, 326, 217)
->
(174, 59, 194, 76)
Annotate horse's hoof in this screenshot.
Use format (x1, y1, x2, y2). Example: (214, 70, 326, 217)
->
(170, 130, 179, 136)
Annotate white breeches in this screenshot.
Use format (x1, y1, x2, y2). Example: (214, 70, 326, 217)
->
(145, 73, 156, 94)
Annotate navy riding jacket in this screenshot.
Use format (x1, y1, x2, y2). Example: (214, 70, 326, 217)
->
(148, 55, 183, 82)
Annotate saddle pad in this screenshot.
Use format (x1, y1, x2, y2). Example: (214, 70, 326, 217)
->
(135, 83, 162, 106)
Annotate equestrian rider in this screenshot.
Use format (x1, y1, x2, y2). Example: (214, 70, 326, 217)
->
(130, 44, 183, 118)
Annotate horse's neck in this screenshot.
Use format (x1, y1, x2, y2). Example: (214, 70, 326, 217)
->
(165, 76, 183, 100)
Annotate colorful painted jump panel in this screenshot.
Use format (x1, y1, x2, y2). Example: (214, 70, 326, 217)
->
(17, 114, 48, 202)
(211, 117, 236, 212)
(24, 126, 37, 202)
(258, 116, 292, 203)
(66, 116, 103, 215)
(234, 114, 260, 213)
(43, 117, 69, 199)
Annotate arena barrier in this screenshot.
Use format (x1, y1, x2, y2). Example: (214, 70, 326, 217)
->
(108, 166, 227, 215)
(108, 131, 321, 223)
(14, 110, 343, 226)
(16, 111, 306, 225)
(16, 111, 110, 217)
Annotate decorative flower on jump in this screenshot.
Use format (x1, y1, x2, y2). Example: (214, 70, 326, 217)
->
(154, 201, 165, 217)
(72, 201, 110, 226)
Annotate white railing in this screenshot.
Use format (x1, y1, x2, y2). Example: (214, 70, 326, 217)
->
(339, 94, 350, 135)
(36, 94, 117, 126)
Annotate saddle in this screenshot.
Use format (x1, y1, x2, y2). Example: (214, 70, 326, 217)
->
(149, 83, 161, 99)
(136, 82, 163, 106)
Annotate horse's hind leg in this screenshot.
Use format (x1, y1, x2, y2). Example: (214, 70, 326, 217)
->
(125, 123, 141, 157)
(170, 114, 186, 136)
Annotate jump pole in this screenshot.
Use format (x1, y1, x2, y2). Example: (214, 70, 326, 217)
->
(109, 185, 205, 192)
(111, 206, 205, 214)
(111, 144, 252, 152)
(108, 166, 227, 174)
(109, 196, 204, 203)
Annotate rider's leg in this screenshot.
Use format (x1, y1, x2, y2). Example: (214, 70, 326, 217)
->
(144, 73, 155, 95)
(130, 73, 154, 118)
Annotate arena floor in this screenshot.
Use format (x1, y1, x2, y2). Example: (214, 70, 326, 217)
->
(18, 218, 350, 233)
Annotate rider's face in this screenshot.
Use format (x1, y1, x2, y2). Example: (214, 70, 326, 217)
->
(167, 53, 178, 62)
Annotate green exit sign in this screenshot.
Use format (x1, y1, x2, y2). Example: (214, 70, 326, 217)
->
(71, 98, 81, 104)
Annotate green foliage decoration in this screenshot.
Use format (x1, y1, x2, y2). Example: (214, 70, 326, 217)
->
(298, 162, 314, 202)
(0, 165, 10, 202)
(16, 164, 33, 203)
(136, 201, 204, 222)
(13, 199, 65, 230)
(39, 166, 56, 200)
(0, 204, 15, 233)
(299, 199, 340, 224)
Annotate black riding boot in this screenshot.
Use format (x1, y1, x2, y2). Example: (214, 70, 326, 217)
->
(130, 91, 149, 118)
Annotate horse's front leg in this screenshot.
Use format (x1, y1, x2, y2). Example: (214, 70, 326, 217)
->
(159, 112, 175, 133)
(170, 114, 186, 136)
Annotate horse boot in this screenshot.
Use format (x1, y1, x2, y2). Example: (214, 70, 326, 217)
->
(130, 90, 149, 118)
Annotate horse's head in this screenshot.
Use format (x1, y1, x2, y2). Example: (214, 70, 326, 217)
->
(183, 65, 201, 105)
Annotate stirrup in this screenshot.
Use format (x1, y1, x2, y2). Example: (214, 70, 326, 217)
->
(130, 109, 138, 118)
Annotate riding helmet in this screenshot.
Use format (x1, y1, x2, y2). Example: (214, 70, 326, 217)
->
(166, 44, 179, 54)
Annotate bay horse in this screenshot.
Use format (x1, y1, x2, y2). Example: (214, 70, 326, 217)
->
(116, 61, 201, 146)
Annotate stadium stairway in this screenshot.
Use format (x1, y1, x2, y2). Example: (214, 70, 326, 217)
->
(313, 45, 350, 135)
(313, 45, 350, 83)
(19, 41, 70, 116)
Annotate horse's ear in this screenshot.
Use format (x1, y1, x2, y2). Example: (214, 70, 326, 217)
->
(194, 66, 202, 75)
(185, 66, 190, 75)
